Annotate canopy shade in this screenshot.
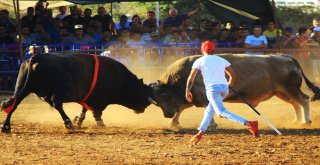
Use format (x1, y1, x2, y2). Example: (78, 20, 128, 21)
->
(64, 0, 174, 5)
(201, 0, 275, 25)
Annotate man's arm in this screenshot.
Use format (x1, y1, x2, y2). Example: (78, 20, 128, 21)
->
(185, 68, 199, 102)
(225, 66, 236, 86)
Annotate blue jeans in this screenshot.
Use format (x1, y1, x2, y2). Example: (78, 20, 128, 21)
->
(198, 84, 248, 132)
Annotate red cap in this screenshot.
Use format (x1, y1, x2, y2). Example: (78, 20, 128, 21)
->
(201, 40, 215, 53)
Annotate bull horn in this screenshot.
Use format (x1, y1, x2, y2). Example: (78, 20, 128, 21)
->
(148, 97, 157, 105)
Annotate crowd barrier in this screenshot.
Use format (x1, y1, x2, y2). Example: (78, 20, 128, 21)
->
(0, 44, 320, 91)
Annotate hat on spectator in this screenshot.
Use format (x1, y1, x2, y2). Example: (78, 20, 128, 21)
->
(150, 31, 160, 37)
(201, 40, 215, 53)
(313, 26, 320, 32)
(284, 27, 293, 33)
(74, 24, 83, 30)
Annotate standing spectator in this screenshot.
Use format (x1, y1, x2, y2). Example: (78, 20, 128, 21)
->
(162, 8, 199, 28)
(0, 10, 15, 34)
(115, 15, 131, 34)
(35, 0, 48, 17)
(21, 7, 36, 33)
(61, 24, 95, 49)
(280, 27, 296, 49)
(311, 27, 320, 83)
(130, 15, 143, 32)
(310, 18, 320, 32)
(63, 6, 84, 32)
(93, 7, 113, 32)
(0, 25, 15, 44)
(143, 11, 161, 32)
(236, 27, 249, 48)
(263, 20, 282, 48)
(56, 6, 67, 20)
(83, 8, 93, 27)
(294, 27, 318, 78)
(244, 25, 268, 54)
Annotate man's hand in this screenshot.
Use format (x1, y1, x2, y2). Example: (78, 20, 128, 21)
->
(185, 90, 193, 102)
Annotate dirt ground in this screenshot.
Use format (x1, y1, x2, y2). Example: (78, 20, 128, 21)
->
(1, 66, 320, 164)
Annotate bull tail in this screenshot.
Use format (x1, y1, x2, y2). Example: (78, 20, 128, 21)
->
(1, 56, 36, 113)
(284, 55, 320, 101)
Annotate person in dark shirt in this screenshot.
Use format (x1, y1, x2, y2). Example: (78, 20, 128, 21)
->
(143, 11, 161, 32)
(20, 7, 37, 32)
(162, 8, 199, 28)
(0, 24, 15, 44)
(63, 6, 84, 32)
(93, 7, 113, 32)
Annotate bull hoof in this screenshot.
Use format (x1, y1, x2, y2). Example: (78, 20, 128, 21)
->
(73, 116, 85, 128)
(1, 125, 11, 133)
(95, 120, 106, 128)
(168, 124, 182, 131)
(64, 120, 75, 130)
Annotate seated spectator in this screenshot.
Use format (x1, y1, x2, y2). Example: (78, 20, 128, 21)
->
(57, 26, 70, 43)
(199, 20, 214, 41)
(93, 7, 113, 31)
(280, 27, 296, 49)
(161, 25, 178, 44)
(163, 29, 180, 45)
(61, 24, 95, 49)
(115, 15, 131, 34)
(179, 18, 194, 31)
(188, 28, 201, 45)
(141, 25, 157, 43)
(236, 27, 249, 48)
(31, 23, 51, 44)
(21, 7, 36, 33)
(130, 15, 143, 32)
(162, 8, 199, 28)
(0, 24, 15, 44)
(98, 30, 117, 45)
(263, 20, 282, 48)
(143, 11, 161, 32)
(179, 29, 191, 44)
(244, 25, 268, 54)
(56, 6, 67, 20)
(216, 28, 234, 47)
(149, 31, 161, 44)
(114, 28, 130, 44)
(53, 18, 63, 30)
(19, 26, 36, 45)
(85, 25, 102, 43)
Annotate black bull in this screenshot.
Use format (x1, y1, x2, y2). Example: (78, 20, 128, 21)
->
(150, 54, 320, 129)
(0, 53, 156, 133)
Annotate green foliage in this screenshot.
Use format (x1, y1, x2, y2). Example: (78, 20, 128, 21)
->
(276, 6, 320, 30)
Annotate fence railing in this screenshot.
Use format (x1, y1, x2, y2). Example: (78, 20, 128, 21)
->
(1, 44, 320, 92)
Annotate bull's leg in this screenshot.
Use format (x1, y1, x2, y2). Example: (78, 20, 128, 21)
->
(1, 98, 18, 133)
(51, 95, 74, 130)
(169, 109, 183, 129)
(93, 110, 105, 128)
(73, 106, 87, 128)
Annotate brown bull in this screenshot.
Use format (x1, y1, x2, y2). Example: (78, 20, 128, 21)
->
(150, 54, 320, 129)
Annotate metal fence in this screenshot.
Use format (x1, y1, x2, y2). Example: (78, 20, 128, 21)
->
(1, 44, 320, 91)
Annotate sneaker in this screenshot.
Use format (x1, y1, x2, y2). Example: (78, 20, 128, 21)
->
(190, 132, 204, 145)
(247, 121, 259, 138)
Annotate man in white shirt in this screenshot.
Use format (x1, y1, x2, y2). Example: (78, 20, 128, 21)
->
(186, 40, 259, 144)
(245, 26, 268, 55)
